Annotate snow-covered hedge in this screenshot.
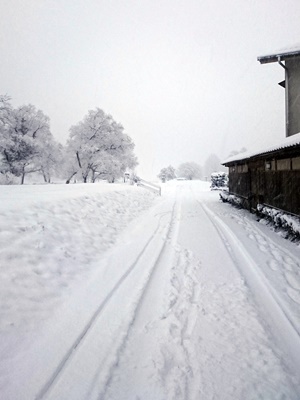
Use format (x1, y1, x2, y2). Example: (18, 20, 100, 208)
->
(219, 191, 243, 207)
(257, 204, 300, 240)
(220, 191, 300, 241)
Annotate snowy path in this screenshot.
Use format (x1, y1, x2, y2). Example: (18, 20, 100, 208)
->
(102, 184, 300, 400)
(1, 181, 300, 399)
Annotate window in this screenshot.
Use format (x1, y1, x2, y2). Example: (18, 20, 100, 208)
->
(265, 160, 276, 171)
(265, 161, 271, 171)
(292, 157, 300, 170)
(277, 158, 291, 171)
(237, 164, 248, 173)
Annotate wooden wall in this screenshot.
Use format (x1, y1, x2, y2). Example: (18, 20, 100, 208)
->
(227, 152, 300, 215)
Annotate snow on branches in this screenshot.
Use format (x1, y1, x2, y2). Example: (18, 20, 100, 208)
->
(65, 108, 138, 183)
(0, 96, 137, 185)
(176, 162, 202, 180)
(0, 97, 61, 184)
(158, 165, 176, 182)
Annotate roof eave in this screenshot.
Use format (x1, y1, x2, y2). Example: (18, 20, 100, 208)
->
(258, 50, 300, 64)
(222, 142, 300, 166)
(222, 157, 250, 166)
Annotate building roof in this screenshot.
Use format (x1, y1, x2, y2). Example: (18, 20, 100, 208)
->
(222, 132, 300, 165)
(257, 44, 300, 64)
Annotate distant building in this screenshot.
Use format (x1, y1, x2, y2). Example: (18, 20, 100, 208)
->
(223, 46, 300, 216)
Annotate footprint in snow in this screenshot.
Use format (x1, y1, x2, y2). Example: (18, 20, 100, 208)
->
(284, 271, 300, 290)
(287, 287, 300, 304)
(169, 323, 181, 339)
(271, 249, 283, 262)
(267, 259, 278, 271)
(258, 244, 268, 252)
(283, 255, 298, 267)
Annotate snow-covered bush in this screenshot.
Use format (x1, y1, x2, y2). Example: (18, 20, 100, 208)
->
(220, 193, 300, 242)
(211, 171, 228, 190)
(257, 204, 300, 240)
(219, 191, 243, 207)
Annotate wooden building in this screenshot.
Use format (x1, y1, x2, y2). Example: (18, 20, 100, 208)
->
(223, 134, 300, 215)
(223, 46, 300, 216)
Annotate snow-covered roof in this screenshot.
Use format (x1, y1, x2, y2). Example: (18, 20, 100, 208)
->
(258, 44, 300, 64)
(222, 132, 300, 165)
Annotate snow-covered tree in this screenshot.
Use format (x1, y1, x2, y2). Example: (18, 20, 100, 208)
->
(177, 162, 202, 180)
(62, 146, 80, 184)
(0, 95, 11, 124)
(158, 165, 176, 182)
(65, 108, 138, 183)
(0, 100, 58, 184)
(38, 140, 64, 183)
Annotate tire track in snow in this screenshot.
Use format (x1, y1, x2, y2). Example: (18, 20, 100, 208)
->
(36, 194, 181, 400)
(198, 200, 300, 375)
(102, 187, 203, 400)
(98, 194, 182, 400)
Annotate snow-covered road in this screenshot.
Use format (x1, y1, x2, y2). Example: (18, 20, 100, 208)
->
(1, 181, 300, 399)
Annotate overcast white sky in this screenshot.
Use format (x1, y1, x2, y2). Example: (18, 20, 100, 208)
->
(1, 0, 300, 178)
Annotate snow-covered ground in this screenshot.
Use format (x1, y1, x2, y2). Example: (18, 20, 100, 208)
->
(0, 180, 300, 399)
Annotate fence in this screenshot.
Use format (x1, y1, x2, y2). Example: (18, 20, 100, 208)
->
(137, 179, 161, 196)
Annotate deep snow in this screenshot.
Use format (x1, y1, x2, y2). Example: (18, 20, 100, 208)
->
(0, 180, 300, 399)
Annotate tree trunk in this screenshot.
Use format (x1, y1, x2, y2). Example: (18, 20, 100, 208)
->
(21, 172, 25, 185)
(76, 151, 82, 168)
(76, 151, 88, 182)
(91, 170, 96, 183)
(42, 170, 48, 183)
(66, 171, 77, 184)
